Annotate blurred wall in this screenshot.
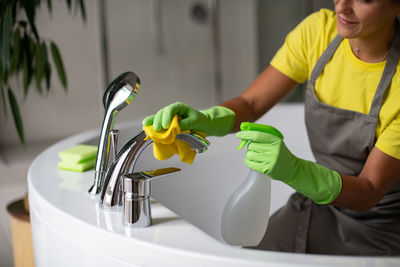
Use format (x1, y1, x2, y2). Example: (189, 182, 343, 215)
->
(107, 0, 258, 123)
(0, 0, 334, 147)
(257, 0, 334, 101)
(258, 0, 334, 70)
(0, 0, 258, 147)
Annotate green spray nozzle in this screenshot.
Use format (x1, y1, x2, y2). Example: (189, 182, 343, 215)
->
(237, 122, 284, 150)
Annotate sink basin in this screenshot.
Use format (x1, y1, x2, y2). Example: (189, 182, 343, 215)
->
(28, 103, 400, 266)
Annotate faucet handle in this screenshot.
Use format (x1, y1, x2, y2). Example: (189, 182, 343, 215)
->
(123, 167, 181, 193)
(122, 167, 181, 227)
(138, 167, 181, 181)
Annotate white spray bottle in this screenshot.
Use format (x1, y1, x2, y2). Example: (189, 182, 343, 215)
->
(221, 122, 283, 246)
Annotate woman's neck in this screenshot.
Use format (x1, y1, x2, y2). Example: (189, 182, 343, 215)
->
(349, 22, 396, 63)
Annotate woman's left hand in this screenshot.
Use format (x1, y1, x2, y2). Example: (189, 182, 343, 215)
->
(236, 129, 342, 204)
(236, 130, 297, 183)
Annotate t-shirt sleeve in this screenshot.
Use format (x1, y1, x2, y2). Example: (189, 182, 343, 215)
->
(270, 10, 329, 84)
(271, 33, 308, 83)
(375, 113, 400, 160)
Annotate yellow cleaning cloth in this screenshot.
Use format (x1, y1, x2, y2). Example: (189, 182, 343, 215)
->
(143, 115, 197, 164)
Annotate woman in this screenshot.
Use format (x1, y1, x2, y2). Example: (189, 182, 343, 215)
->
(143, 0, 400, 255)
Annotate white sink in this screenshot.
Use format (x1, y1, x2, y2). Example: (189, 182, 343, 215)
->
(28, 103, 400, 266)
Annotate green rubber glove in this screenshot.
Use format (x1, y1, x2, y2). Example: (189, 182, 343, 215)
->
(142, 102, 235, 136)
(236, 124, 342, 204)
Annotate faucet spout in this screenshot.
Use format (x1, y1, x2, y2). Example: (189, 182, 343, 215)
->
(100, 131, 153, 206)
(89, 72, 140, 195)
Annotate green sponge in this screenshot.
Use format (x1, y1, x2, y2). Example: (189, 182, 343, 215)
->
(58, 144, 98, 172)
(58, 158, 97, 172)
(58, 144, 98, 162)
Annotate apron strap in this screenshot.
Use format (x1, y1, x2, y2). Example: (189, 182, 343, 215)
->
(309, 25, 400, 119)
(369, 23, 400, 118)
(309, 35, 343, 85)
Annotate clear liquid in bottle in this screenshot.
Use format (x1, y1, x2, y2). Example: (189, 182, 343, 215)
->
(221, 169, 271, 246)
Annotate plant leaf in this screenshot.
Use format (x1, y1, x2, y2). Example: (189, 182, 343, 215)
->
(76, 0, 86, 22)
(22, 32, 32, 97)
(50, 41, 67, 90)
(41, 42, 51, 92)
(0, 54, 3, 83)
(44, 61, 51, 90)
(41, 42, 51, 91)
(11, 1, 17, 23)
(0, 15, 4, 80)
(35, 41, 44, 94)
(41, 41, 48, 63)
(47, 0, 53, 13)
(29, 35, 36, 55)
(0, 1, 13, 17)
(22, 0, 39, 40)
(1, 7, 12, 69)
(10, 28, 21, 73)
(80, 0, 87, 22)
(66, 0, 72, 11)
(23, 53, 29, 97)
(0, 84, 7, 118)
(7, 87, 25, 146)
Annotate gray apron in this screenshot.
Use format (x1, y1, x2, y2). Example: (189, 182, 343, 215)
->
(251, 25, 400, 255)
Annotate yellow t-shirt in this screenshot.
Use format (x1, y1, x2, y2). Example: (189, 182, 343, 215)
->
(271, 9, 400, 160)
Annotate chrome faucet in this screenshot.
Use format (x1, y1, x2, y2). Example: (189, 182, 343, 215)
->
(99, 130, 209, 226)
(89, 72, 141, 195)
(100, 130, 209, 207)
(91, 71, 210, 226)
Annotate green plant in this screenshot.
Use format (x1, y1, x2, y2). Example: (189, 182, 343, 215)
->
(0, 0, 86, 145)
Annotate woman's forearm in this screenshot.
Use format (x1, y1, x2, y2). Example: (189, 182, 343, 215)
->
(330, 147, 400, 211)
(220, 65, 298, 133)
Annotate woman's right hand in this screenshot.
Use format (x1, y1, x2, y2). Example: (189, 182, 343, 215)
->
(142, 102, 208, 132)
(142, 102, 235, 136)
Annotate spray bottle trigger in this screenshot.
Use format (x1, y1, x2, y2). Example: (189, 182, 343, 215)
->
(237, 140, 248, 150)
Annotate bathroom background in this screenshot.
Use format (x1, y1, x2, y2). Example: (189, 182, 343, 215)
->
(0, 0, 333, 266)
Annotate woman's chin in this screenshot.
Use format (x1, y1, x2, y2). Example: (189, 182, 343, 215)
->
(337, 27, 357, 39)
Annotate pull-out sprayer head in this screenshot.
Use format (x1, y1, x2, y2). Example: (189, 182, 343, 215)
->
(89, 71, 141, 195)
(104, 72, 141, 111)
